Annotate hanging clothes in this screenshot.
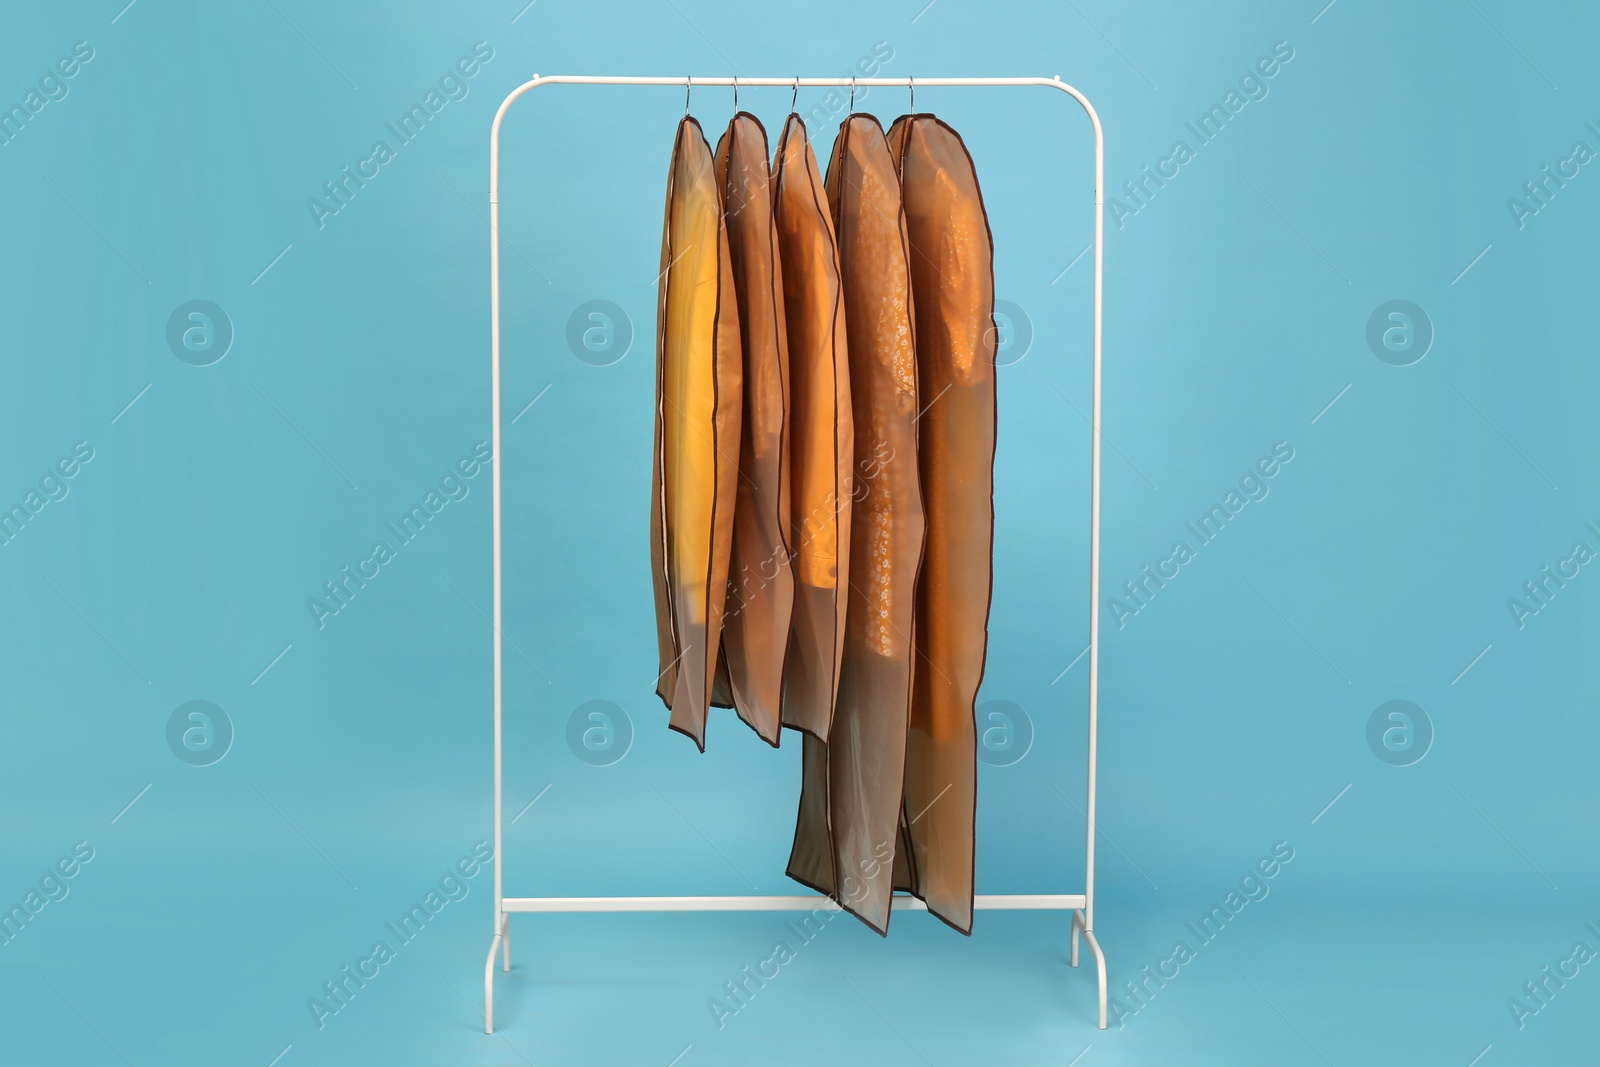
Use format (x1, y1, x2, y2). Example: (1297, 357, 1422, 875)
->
(652, 116, 744, 750)
(770, 113, 852, 742)
(650, 108, 996, 939)
(886, 113, 996, 936)
(787, 114, 925, 935)
(712, 113, 793, 747)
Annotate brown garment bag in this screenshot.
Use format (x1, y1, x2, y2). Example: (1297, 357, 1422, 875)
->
(787, 115, 925, 934)
(652, 117, 743, 749)
(712, 114, 793, 746)
(886, 114, 996, 935)
(771, 114, 852, 741)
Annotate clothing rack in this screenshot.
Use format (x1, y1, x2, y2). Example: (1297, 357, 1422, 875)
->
(483, 74, 1109, 1034)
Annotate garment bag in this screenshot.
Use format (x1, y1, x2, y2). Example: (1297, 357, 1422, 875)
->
(652, 116, 743, 749)
(712, 113, 792, 746)
(770, 114, 852, 742)
(886, 114, 996, 934)
(786, 115, 925, 933)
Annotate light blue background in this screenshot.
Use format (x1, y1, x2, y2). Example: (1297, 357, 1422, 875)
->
(2, 1, 1596, 1064)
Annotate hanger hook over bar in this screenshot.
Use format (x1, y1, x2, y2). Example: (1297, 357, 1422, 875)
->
(791, 77, 799, 112)
(909, 76, 915, 112)
(684, 76, 691, 116)
(732, 76, 738, 111)
(849, 76, 856, 113)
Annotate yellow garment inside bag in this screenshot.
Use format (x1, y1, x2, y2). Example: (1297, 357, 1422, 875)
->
(652, 116, 743, 749)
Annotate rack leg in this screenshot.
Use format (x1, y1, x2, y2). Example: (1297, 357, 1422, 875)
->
(501, 915, 511, 972)
(1081, 921, 1107, 1031)
(484, 932, 503, 1034)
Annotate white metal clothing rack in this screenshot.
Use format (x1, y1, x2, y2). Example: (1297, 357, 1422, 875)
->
(483, 74, 1109, 1035)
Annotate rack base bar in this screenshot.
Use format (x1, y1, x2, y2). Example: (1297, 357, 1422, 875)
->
(483, 901, 1107, 1034)
(500, 892, 1088, 913)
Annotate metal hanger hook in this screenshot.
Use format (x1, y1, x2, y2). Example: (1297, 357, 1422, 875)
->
(849, 76, 856, 113)
(732, 76, 738, 111)
(909, 76, 915, 113)
(791, 77, 799, 112)
(684, 76, 691, 116)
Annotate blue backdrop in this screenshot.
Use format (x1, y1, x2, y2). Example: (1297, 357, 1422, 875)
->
(2, 2, 1596, 1064)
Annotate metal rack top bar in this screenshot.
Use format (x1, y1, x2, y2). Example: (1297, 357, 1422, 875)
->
(487, 75, 1104, 204)
(505, 75, 1069, 86)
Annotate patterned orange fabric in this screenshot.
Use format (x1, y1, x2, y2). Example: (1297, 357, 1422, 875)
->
(788, 114, 924, 935)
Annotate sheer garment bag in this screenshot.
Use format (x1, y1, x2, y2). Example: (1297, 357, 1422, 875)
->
(771, 113, 852, 743)
(652, 116, 744, 750)
(787, 114, 925, 934)
(713, 113, 793, 746)
(887, 114, 997, 935)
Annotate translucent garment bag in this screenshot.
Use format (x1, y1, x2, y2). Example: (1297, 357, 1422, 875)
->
(887, 114, 997, 935)
(711, 113, 794, 747)
(770, 114, 852, 743)
(787, 114, 925, 934)
(652, 116, 744, 750)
